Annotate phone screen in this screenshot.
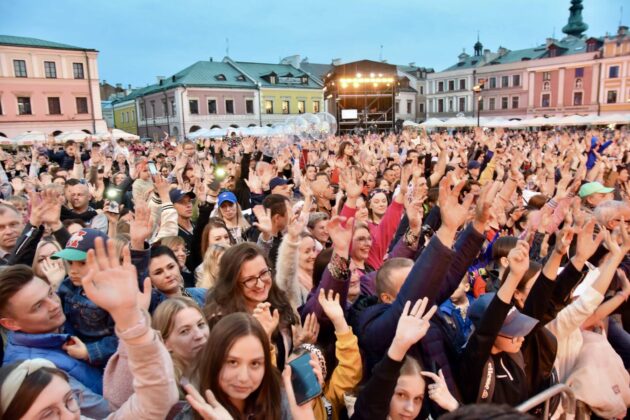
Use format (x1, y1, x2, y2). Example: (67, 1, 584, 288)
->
(148, 161, 158, 176)
(288, 353, 322, 405)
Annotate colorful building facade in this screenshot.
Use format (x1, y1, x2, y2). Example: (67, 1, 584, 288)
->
(0, 35, 107, 138)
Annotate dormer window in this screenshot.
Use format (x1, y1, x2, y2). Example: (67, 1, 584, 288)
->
(269, 75, 277, 84)
(236, 75, 246, 81)
(301, 76, 308, 84)
(215, 74, 226, 81)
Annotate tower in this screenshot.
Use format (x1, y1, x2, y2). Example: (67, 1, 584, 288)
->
(562, 0, 588, 38)
(474, 31, 483, 56)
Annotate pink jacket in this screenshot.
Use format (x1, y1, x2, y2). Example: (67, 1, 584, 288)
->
(341, 200, 404, 270)
(101, 313, 179, 419)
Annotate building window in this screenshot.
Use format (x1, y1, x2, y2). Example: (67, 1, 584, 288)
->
(162, 98, 167, 115)
(512, 75, 521, 86)
(489, 77, 496, 89)
(609, 66, 619, 78)
(282, 100, 289, 114)
(448, 99, 454, 112)
(607, 90, 617, 103)
(0, 99, 3, 115)
(171, 100, 176, 117)
(573, 92, 583, 105)
(47, 97, 61, 115)
(512, 96, 519, 109)
(575, 78, 583, 89)
(543, 72, 551, 81)
(140, 103, 146, 120)
(459, 79, 466, 90)
(208, 100, 217, 114)
(543, 81, 551, 91)
(225, 99, 234, 114)
(448, 80, 455, 91)
(150, 101, 155, 117)
(438, 99, 444, 113)
(458, 97, 465, 112)
(131, 110, 136, 121)
(17, 97, 32, 115)
(73, 63, 84, 79)
(501, 97, 508, 109)
(76, 97, 88, 114)
(478, 98, 484, 111)
(586, 42, 598, 52)
(264, 100, 273, 114)
(407, 100, 412, 114)
(189, 99, 199, 114)
(501, 76, 509, 88)
(419, 103, 424, 113)
(438, 81, 444, 92)
(246, 99, 254, 114)
(313, 100, 320, 113)
(395, 101, 400, 113)
(541, 93, 550, 107)
(574, 67, 584, 78)
(297, 100, 305, 114)
(44, 61, 57, 79)
(489, 98, 495, 110)
(420, 86, 424, 95)
(13, 60, 27, 77)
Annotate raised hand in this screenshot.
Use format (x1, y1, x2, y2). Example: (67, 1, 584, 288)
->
(252, 205, 273, 239)
(287, 212, 307, 241)
(388, 298, 437, 361)
(130, 202, 153, 248)
(252, 302, 279, 339)
(40, 258, 66, 289)
(183, 383, 233, 420)
(573, 218, 604, 268)
(292, 313, 320, 347)
(327, 216, 354, 259)
(317, 289, 349, 332)
(438, 176, 473, 231)
(339, 167, 363, 199)
(244, 172, 262, 194)
(507, 240, 530, 278)
(473, 181, 500, 233)
(81, 238, 142, 331)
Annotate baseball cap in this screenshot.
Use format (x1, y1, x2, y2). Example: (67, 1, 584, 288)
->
(468, 160, 481, 170)
(468, 293, 538, 338)
(169, 189, 196, 204)
(218, 191, 237, 207)
(269, 177, 293, 191)
(578, 182, 614, 199)
(52, 228, 109, 261)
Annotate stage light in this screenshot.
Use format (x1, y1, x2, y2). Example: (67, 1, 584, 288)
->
(373, 83, 378, 87)
(357, 73, 362, 78)
(370, 73, 375, 77)
(341, 83, 348, 88)
(353, 82, 359, 88)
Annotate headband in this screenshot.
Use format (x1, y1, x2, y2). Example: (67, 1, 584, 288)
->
(1, 358, 56, 413)
(300, 344, 327, 379)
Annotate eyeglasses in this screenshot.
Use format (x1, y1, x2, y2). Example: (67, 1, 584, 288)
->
(241, 269, 272, 289)
(497, 333, 520, 343)
(38, 389, 82, 419)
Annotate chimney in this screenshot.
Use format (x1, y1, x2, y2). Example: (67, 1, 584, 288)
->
(209, 57, 213, 62)
(497, 46, 509, 56)
(408, 62, 416, 67)
(102, 79, 107, 86)
(128, 84, 132, 90)
(458, 48, 469, 62)
(483, 49, 491, 59)
(619, 25, 629, 37)
(281, 55, 300, 68)
(156, 76, 165, 83)
(546, 38, 557, 47)
(331, 58, 342, 66)
(115, 83, 122, 89)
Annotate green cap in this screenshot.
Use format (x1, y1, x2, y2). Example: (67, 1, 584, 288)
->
(578, 182, 614, 199)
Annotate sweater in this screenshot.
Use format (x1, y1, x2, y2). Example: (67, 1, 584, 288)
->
(312, 329, 362, 420)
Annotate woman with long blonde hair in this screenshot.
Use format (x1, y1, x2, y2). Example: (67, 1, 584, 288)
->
(195, 243, 229, 289)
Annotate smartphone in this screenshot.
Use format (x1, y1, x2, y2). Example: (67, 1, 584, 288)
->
(107, 200, 120, 214)
(288, 353, 322, 406)
(214, 166, 227, 181)
(148, 161, 158, 176)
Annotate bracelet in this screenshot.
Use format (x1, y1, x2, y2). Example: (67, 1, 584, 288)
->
(403, 228, 420, 249)
(329, 252, 350, 280)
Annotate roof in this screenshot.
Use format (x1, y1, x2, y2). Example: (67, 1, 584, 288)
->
(443, 54, 492, 71)
(112, 85, 155, 105)
(0, 35, 96, 51)
(136, 61, 258, 96)
(235, 61, 323, 89)
(299, 62, 333, 80)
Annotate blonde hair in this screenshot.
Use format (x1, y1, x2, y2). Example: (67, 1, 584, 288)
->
(196, 243, 228, 289)
(152, 297, 206, 385)
(160, 236, 187, 250)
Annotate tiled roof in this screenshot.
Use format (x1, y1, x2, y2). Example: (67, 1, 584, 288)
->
(234, 61, 323, 89)
(0, 35, 95, 51)
(299, 62, 333, 80)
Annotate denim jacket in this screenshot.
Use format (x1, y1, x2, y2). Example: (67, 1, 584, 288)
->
(58, 278, 118, 367)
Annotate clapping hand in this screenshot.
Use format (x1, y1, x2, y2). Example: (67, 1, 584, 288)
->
(183, 383, 233, 420)
(317, 289, 349, 333)
(292, 313, 320, 346)
(252, 302, 280, 339)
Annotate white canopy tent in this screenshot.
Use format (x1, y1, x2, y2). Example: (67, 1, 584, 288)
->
(13, 131, 47, 146)
(419, 118, 445, 128)
(54, 131, 91, 144)
(96, 129, 140, 141)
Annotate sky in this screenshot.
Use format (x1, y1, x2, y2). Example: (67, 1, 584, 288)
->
(1, 0, 627, 88)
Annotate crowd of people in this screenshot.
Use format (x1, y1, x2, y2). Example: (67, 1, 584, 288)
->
(0, 125, 628, 419)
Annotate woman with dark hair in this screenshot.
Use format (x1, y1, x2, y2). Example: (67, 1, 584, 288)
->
(179, 312, 289, 420)
(149, 246, 207, 307)
(0, 239, 178, 419)
(203, 243, 298, 369)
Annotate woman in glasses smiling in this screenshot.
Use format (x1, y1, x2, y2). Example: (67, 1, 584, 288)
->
(204, 243, 298, 370)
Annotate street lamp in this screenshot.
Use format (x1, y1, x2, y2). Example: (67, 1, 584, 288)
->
(472, 83, 484, 127)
